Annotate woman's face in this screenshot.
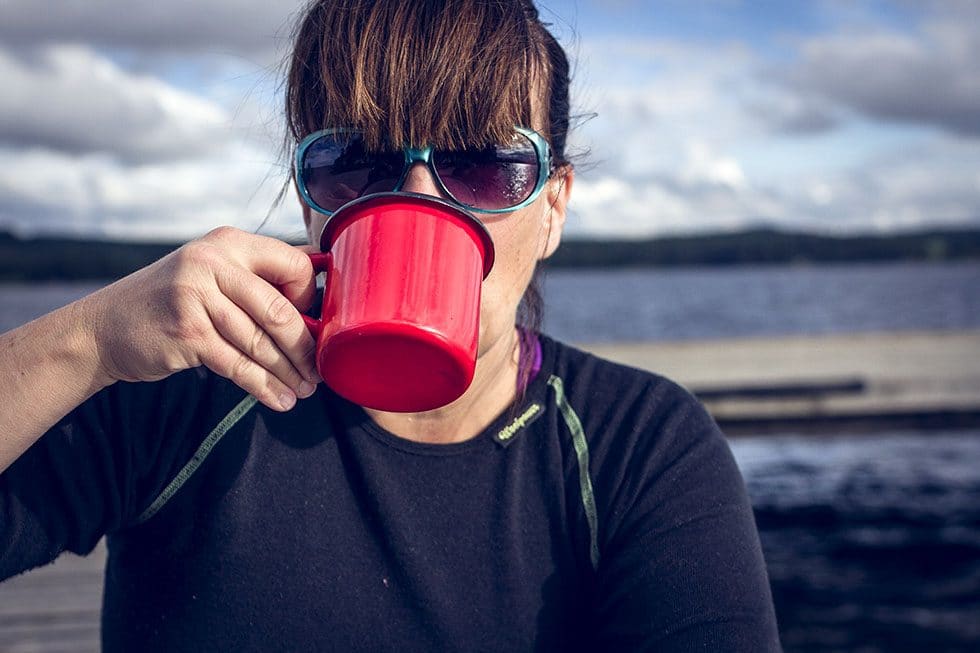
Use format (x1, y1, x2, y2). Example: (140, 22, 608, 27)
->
(301, 142, 573, 359)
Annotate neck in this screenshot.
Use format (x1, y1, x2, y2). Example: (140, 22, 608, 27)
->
(364, 327, 521, 444)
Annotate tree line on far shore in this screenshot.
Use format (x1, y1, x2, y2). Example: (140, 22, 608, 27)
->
(1, 227, 979, 281)
(543, 227, 980, 269)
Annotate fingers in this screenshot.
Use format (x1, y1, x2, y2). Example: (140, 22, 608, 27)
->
(229, 230, 318, 314)
(197, 328, 306, 412)
(205, 294, 318, 410)
(213, 262, 319, 385)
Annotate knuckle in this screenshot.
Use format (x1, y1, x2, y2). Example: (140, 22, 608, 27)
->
(287, 249, 313, 280)
(204, 225, 241, 243)
(175, 240, 222, 270)
(264, 294, 295, 328)
(208, 305, 233, 332)
(208, 348, 284, 409)
(228, 352, 253, 384)
(165, 290, 210, 343)
(247, 325, 273, 360)
(301, 336, 318, 361)
(170, 311, 209, 344)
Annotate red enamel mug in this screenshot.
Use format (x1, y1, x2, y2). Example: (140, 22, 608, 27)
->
(303, 192, 495, 412)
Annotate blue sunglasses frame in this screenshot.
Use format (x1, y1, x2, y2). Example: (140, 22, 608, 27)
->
(294, 126, 552, 216)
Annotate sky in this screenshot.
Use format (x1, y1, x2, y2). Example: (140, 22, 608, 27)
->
(0, 0, 978, 241)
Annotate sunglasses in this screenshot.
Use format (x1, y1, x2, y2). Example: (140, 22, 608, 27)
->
(295, 126, 553, 216)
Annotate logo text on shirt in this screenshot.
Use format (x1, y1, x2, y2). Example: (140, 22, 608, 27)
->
(494, 403, 543, 446)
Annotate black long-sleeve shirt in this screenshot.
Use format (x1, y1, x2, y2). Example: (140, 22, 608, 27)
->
(1, 334, 780, 651)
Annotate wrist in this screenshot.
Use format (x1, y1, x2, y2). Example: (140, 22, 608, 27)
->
(65, 291, 119, 393)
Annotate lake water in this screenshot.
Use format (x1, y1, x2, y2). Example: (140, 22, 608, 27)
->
(733, 431, 980, 652)
(2, 261, 979, 652)
(541, 260, 980, 342)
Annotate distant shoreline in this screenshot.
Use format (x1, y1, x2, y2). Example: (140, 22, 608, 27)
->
(545, 227, 980, 268)
(1, 227, 979, 281)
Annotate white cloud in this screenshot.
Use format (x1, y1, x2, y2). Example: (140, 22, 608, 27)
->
(0, 0, 301, 57)
(565, 38, 778, 236)
(742, 92, 840, 135)
(0, 144, 302, 241)
(0, 45, 229, 161)
(775, 10, 980, 136)
(561, 10, 980, 238)
(0, 40, 301, 242)
(568, 162, 788, 239)
(807, 182, 835, 206)
(680, 142, 747, 190)
(578, 37, 756, 135)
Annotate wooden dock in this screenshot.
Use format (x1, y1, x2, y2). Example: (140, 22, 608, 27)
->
(584, 329, 980, 434)
(0, 541, 104, 653)
(2, 329, 979, 651)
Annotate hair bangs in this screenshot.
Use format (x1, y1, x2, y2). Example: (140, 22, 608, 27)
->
(287, 0, 551, 151)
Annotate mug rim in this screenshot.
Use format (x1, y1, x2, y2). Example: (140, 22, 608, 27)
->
(316, 191, 496, 278)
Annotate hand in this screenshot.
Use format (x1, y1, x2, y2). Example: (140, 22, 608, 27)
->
(84, 227, 320, 411)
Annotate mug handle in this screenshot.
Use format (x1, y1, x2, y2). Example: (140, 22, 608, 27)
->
(302, 251, 333, 338)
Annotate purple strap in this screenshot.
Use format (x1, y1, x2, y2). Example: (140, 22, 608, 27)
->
(517, 329, 542, 394)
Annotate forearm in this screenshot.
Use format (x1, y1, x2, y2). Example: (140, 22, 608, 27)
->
(0, 295, 115, 472)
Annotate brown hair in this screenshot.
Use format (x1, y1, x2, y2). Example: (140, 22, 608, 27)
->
(285, 0, 571, 163)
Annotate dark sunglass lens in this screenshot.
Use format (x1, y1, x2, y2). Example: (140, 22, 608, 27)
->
(301, 133, 402, 212)
(434, 132, 540, 211)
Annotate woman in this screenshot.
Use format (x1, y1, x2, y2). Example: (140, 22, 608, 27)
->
(0, 1, 780, 650)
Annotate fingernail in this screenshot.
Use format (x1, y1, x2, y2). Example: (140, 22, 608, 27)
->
(297, 381, 316, 398)
(278, 391, 297, 411)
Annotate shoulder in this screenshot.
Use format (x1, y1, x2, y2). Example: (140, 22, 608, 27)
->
(538, 333, 738, 538)
(538, 337, 779, 648)
(540, 334, 719, 453)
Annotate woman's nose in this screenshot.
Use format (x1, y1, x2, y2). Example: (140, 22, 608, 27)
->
(398, 163, 445, 198)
